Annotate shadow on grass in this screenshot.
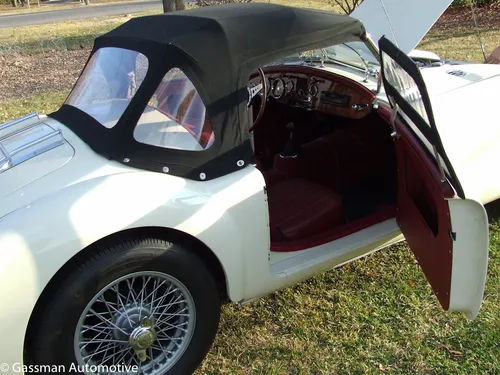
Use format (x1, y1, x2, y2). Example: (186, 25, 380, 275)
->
(422, 27, 496, 46)
(485, 199, 500, 223)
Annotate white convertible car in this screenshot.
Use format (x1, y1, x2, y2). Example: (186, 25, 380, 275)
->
(1, 1, 499, 374)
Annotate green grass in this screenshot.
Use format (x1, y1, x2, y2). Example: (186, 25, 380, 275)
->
(0, 92, 65, 123)
(0, 0, 146, 16)
(421, 27, 500, 63)
(0, 11, 160, 55)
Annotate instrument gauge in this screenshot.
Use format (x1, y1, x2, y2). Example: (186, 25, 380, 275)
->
(285, 80, 294, 93)
(309, 84, 319, 97)
(272, 78, 285, 99)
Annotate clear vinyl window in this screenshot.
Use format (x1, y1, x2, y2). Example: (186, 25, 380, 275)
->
(134, 68, 215, 151)
(66, 47, 149, 129)
(382, 51, 430, 126)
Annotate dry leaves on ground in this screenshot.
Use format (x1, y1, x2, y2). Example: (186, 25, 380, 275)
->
(0, 48, 89, 102)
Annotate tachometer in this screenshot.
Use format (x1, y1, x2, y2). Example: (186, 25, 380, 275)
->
(285, 80, 294, 93)
(272, 78, 285, 99)
(309, 84, 319, 97)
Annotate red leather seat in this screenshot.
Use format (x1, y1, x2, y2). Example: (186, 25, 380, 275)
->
(267, 178, 343, 242)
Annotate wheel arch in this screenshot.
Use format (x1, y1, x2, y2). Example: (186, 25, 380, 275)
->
(23, 226, 228, 362)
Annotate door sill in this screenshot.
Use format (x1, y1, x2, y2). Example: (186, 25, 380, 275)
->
(270, 218, 403, 285)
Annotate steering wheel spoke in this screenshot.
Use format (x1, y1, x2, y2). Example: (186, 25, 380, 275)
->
(248, 68, 268, 132)
(247, 83, 264, 107)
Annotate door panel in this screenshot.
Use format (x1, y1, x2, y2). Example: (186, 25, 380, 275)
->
(378, 37, 489, 318)
(379, 106, 455, 310)
(394, 113, 454, 310)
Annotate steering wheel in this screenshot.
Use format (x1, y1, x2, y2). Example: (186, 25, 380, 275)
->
(248, 68, 268, 132)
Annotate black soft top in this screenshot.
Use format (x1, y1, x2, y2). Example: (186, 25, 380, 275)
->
(51, 4, 366, 180)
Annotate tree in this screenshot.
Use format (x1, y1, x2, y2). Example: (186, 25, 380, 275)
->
(163, 0, 186, 12)
(331, 0, 363, 14)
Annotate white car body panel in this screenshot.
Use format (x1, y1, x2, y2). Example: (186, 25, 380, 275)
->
(408, 49, 441, 62)
(351, 0, 453, 54)
(421, 64, 500, 97)
(428, 68, 500, 204)
(0, 117, 269, 365)
(447, 198, 489, 319)
(375, 61, 500, 204)
(270, 219, 403, 286)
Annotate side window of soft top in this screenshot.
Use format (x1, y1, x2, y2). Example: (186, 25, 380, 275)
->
(134, 68, 215, 151)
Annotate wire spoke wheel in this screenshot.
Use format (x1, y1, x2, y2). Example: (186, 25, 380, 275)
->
(74, 271, 196, 375)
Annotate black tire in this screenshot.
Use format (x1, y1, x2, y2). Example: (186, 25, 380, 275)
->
(27, 238, 221, 375)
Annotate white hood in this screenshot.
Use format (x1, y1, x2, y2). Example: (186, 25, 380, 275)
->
(351, 0, 453, 54)
(421, 64, 500, 97)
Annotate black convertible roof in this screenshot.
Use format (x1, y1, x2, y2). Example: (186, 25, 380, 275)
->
(101, 3, 366, 69)
(51, 4, 367, 181)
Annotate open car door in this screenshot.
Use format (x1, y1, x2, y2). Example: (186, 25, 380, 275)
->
(378, 37, 489, 319)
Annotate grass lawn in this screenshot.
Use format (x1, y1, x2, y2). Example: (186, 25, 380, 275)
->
(0, 92, 65, 122)
(420, 27, 500, 64)
(0, 0, 144, 15)
(0, 2, 499, 374)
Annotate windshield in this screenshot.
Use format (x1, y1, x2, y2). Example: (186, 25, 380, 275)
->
(66, 47, 149, 128)
(270, 42, 379, 72)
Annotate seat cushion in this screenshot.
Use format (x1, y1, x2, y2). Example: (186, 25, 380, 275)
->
(267, 178, 343, 242)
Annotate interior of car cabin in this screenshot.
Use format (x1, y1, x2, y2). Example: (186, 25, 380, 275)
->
(249, 73, 399, 252)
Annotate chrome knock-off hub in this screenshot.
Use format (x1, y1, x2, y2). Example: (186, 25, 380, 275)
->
(129, 318, 157, 362)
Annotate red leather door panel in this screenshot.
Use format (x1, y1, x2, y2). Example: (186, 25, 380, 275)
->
(379, 106, 455, 310)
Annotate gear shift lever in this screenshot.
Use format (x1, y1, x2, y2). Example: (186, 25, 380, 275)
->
(281, 122, 298, 158)
(287, 122, 294, 138)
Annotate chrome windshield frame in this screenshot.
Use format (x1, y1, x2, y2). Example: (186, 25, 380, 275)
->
(361, 33, 383, 94)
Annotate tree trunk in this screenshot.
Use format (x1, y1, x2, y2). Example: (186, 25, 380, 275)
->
(11, 0, 17, 8)
(163, 0, 185, 12)
(174, 0, 185, 10)
(486, 46, 500, 64)
(163, 0, 175, 12)
(84, 0, 90, 5)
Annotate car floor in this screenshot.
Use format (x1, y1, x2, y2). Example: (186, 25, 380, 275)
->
(252, 103, 398, 252)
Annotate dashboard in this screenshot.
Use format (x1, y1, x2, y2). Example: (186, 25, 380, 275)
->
(251, 66, 376, 120)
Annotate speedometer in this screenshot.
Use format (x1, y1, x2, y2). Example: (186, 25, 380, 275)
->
(272, 78, 285, 99)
